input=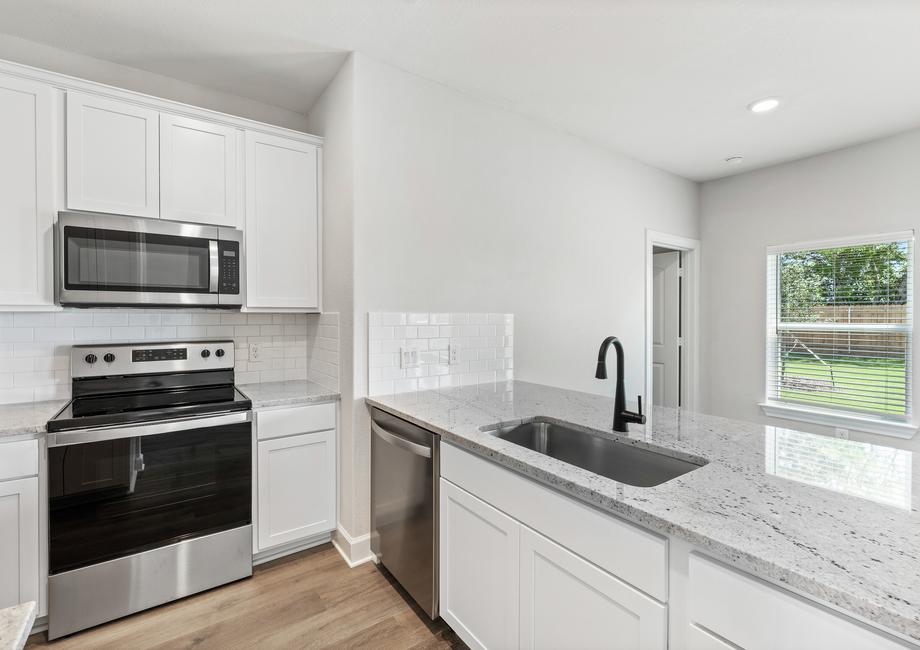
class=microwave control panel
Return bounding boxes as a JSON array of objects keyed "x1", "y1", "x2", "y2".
[{"x1": 218, "y1": 240, "x2": 241, "y2": 295}]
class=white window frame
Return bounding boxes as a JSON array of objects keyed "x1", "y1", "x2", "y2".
[{"x1": 759, "y1": 231, "x2": 918, "y2": 439}]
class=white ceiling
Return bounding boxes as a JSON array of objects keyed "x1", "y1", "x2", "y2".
[{"x1": 1, "y1": 0, "x2": 919, "y2": 181}]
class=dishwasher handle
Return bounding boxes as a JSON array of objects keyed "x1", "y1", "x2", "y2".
[{"x1": 372, "y1": 421, "x2": 432, "y2": 458}]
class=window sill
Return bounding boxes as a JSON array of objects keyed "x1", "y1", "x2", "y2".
[{"x1": 758, "y1": 402, "x2": 917, "y2": 439}]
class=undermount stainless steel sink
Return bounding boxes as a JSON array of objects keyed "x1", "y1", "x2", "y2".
[{"x1": 490, "y1": 419, "x2": 705, "y2": 487}]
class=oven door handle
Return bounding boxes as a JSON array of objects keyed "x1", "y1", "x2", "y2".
[{"x1": 47, "y1": 411, "x2": 252, "y2": 447}]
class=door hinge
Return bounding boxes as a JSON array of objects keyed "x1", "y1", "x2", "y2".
[
  {"x1": 677, "y1": 268, "x2": 684, "y2": 278},
  {"x1": 677, "y1": 337, "x2": 684, "y2": 346}
]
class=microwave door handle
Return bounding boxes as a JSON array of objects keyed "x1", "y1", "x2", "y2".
[{"x1": 209, "y1": 240, "x2": 219, "y2": 292}]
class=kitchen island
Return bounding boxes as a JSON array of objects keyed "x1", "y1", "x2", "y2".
[{"x1": 367, "y1": 380, "x2": 919, "y2": 648}]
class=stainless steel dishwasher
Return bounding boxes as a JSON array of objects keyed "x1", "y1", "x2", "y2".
[{"x1": 370, "y1": 407, "x2": 439, "y2": 619}]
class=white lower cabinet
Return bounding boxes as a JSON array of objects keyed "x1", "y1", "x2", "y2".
[
  {"x1": 520, "y1": 527, "x2": 666, "y2": 650},
  {"x1": 0, "y1": 476, "x2": 39, "y2": 610},
  {"x1": 440, "y1": 444, "x2": 911, "y2": 650},
  {"x1": 440, "y1": 479, "x2": 520, "y2": 650},
  {"x1": 255, "y1": 403, "x2": 337, "y2": 553},
  {"x1": 440, "y1": 477, "x2": 666, "y2": 650},
  {"x1": 687, "y1": 553, "x2": 910, "y2": 650}
]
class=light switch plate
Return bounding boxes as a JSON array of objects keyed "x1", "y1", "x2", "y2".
[{"x1": 400, "y1": 347, "x2": 419, "y2": 368}]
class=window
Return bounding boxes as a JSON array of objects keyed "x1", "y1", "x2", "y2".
[{"x1": 764, "y1": 233, "x2": 914, "y2": 431}]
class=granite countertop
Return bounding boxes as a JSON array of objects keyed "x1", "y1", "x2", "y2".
[
  {"x1": 367, "y1": 380, "x2": 920, "y2": 642},
  {"x1": 239, "y1": 380, "x2": 340, "y2": 409},
  {"x1": 0, "y1": 601, "x2": 36, "y2": 650},
  {"x1": 0, "y1": 400, "x2": 67, "y2": 440}
]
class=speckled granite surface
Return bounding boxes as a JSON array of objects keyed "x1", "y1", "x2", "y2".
[
  {"x1": 0, "y1": 400, "x2": 66, "y2": 439},
  {"x1": 239, "y1": 380, "x2": 340, "y2": 409},
  {"x1": 0, "y1": 601, "x2": 36, "y2": 650},
  {"x1": 367, "y1": 380, "x2": 920, "y2": 642}
]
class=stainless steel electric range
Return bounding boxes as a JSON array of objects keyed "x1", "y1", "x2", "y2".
[{"x1": 46, "y1": 340, "x2": 253, "y2": 639}]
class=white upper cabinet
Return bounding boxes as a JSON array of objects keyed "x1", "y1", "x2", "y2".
[
  {"x1": 245, "y1": 131, "x2": 321, "y2": 311},
  {"x1": 66, "y1": 92, "x2": 159, "y2": 218},
  {"x1": 160, "y1": 115, "x2": 240, "y2": 226},
  {"x1": 0, "y1": 76, "x2": 54, "y2": 308}
]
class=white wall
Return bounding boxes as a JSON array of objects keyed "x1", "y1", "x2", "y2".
[
  {"x1": 0, "y1": 33, "x2": 310, "y2": 131},
  {"x1": 700, "y1": 128, "x2": 920, "y2": 451},
  {"x1": 306, "y1": 55, "x2": 359, "y2": 539},
  {"x1": 315, "y1": 54, "x2": 699, "y2": 542},
  {"x1": 353, "y1": 55, "x2": 698, "y2": 399}
]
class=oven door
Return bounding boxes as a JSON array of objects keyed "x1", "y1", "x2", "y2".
[
  {"x1": 48, "y1": 411, "x2": 252, "y2": 575},
  {"x1": 56, "y1": 211, "x2": 221, "y2": 307}
]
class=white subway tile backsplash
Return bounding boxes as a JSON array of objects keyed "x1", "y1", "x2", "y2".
[
  {"x1": 34, "y1": 327, "x2": 73, "y2": 342},
  {"x1": 161, "y1": 313, "x2": 192, "y2": 326},
  {"x1": 128, "y1": 313, "x2": 161, "y2": 326},
  {"x1": 0, "y1": 309, "x2": 341, "y2": 404},
  {"x1": 368, "y1": 312, "x2": 513, "y2": 397},
  {"x1": 13, "y1": 313, "x2": 54, "y2": 327},
  {"x1": 93, "y1": 312, "x2": 130, "y2": 326},
  {"x1": 0, "y1": 328, "x2": 34, "y2": 342}
]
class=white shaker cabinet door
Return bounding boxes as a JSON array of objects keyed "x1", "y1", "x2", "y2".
[
  {"x1": 0, "y1": 477, "x2": 39, "y2": 610},
  {"x1": 160, "y1": 114, "x2": 240, "y2": 226},
  {"x1": 0, "y1": 75, "x2": 54, "y2": 308},
  {"x1": 244, "y1": 131, "x2": 320, "y2": 311},
  {"x1": 257, "y1": 430, "x2": 335, "y2": 550},
  {"x1": 519, "y1": 526, "x2": 667, "y2": 650},
  {"x1": 66, "y1": 91, "x2": 160, "y2": 218},
  {"x1": 439, "y1": 479, "x2": 520, "y2": 650}
]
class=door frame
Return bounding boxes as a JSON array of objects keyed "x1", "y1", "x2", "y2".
[{"x1": 645, "y1": 230, "x2": 701, "y2": 420}]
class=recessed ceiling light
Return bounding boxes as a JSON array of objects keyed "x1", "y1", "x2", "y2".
[
  {"x1": 725, "y1": 156, "x2": 744, "y2": 165},
  {"x1": 748, "y1": 97, "x2": 781, "y2": 113}
]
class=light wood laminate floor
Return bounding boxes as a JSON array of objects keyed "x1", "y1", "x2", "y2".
[{"x1": 27, "y1": 544, "x2": 465, "y2": 649}]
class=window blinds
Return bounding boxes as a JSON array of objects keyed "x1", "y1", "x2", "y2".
[{"x1": 766, "y1": 234, "x2": 913, "y2": 420}]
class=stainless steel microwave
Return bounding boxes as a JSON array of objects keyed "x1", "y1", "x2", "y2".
[{"x1": 55, "y1": 211, "x2": 243, "y2": 308}]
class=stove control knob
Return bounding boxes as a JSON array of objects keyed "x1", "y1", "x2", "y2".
[
  {"x1": 201, "y1": 349, "x2": 211, "y2": 358},
  {"x1": 84, "y1": 354, "x2": 97, "y2": 364},
  {"x1": 215, "y1": 348, "x2": 225, "y2": 358},
  {"x1": 104, "y1": 353, "x2": 116, "y2": 363}
]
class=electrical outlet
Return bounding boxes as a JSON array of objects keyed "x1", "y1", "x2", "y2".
[
  {"x1": 835, "y1": 427, "x2": 849, "y2": 440},
  {"x1": 400, "y1": 347, "x2": 419, "y2": 369},
  {"x1": 249, "y1": 342, "x2": 263, "y2": 362},
  {"x1": 449, "y1": 344, "x2": 460, "y2": 365}
]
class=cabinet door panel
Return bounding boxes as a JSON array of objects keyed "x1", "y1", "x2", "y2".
[
  {"x1": 0, "y1": 75, "x2": 53, "y2": 307},
  {"x1": 245, "y1": 132, "x2": 320, "y2": 310},
  {"x1": 160, "y1": 114, "x2": 239, "y2": 226},
  {"x1": 439, "y1": 479, "x2": 519, "y2": 650},
  {"x1": 520, "y1": 527, "x2": 666, "y2": 650},
  {"x1": 66, "y1": 92, "x2": 159, "y2": 217},
  {"x1": 257, "y1": 430, "x2": 335, "y2": 550},
  {"x1": 688, "y1": 553, "x2": 908, "y2": 650},
  {"x1": 0, "y1": 477, "x2": 39, "y2": 609}
]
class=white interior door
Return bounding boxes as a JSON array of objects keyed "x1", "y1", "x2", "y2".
[{"x1": 652, "y1": 251, "x2": 680, "y2": 407}]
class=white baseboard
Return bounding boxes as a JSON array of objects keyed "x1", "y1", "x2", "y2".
[{"x1": 331, "y1": 524, "x2": 376, "y2": 568}]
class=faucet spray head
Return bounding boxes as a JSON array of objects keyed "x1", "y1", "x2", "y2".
[{"x1": 595, "y1": 361, "x2": 607, "y2": 379}]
